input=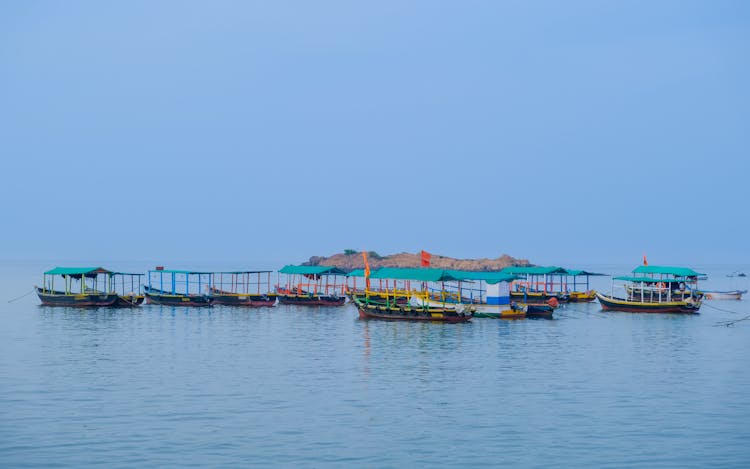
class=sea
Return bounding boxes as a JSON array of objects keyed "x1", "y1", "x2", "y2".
[{"x1": 1, "y1": 260, "x2": 749, "y2": 468}]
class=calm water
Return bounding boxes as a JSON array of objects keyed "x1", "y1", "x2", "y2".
[{"x1": 1, "y1": 261, "x2": 750, "y2": 467}]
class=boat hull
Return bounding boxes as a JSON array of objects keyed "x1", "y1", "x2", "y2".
[
  {"x1": 472, "y1": 308, "x2": 525, "y2": 319},
  {"x1": 114, "y1": 295, "x2": 145, "y2": 307},
  {"x1": 567, "y1": 290, "x2": 597, "y2": 302},
  {"x1": 596, "y1": 292, "x2": 700, "y2": 314},
  {"x1": 277, "y1": 294, "x2": 346, "y2": 307},
  {"x1": 143, "y1": 287, "x2": 213, "y2": 306},
  {"x1": 36, "y1": 288, "x2": 119, "y2": 307},
  {"x1": 210, "y1": 288, "x2": 277, "y2": 306},
  {"x1": 702, "y1": 290, "x2": 746, "y2": 300},
  {"x1": 212, "y1": 294, "x2": 277, "y2": 307},
  {"x1": 513, "y1": 303, "x2": 555, "y2": 318},
  {"x1": 511, "y1": 291, "x2": 569, "y2": 304},
  {"x1": 356, "y1": 303, "x2": 471, "y2": 323}
]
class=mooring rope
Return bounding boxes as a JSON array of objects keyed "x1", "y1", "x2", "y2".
[
  {"x1": 7, "y1": 288, "x2": 36, "y2": 303},
  {"x1": 702, "y1": 301, "x2": 746, "y2": 315},
  {"x1": 714, "y1": 315, "x2": 750, "y2": 327},
  {"x1": 701, "y1": 302, "x2": 750, "y2": 326}
]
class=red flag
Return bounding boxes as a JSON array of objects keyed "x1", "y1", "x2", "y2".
[
  {"x1": 420, "y1": 250, "x2": 431, "y2": 267},
  {"x1": 362, "y1": 251, "x2": 371, "y2": 290},
  {"x1": 643, "y1": 254, "x2": 648, "y2": 266}
]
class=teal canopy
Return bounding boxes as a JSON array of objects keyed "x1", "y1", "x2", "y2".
[
  {"x1": 614, "y1": 276, "x2": 683, "y2": 283},
  {"x1": 446, "y1": 270, "x2": 520, "y2": 284},
  {"x1": 564, "y1": 269, "x2": 608, "y2": 277},
  {"x1": 347, "y1": 269, "x2": 366, "y2": 277},
  {"x1": 44, "y1": 267, "x2": 111, "y2": 276},
  {"x1": 147, "y1": 269, "x2": 213, "y2": 275},
  {"x1": 279, "y1": 265, "x2": 347, "y2": 275},
  {"x1": 501, "y1": 266, "x2": 567, "y2": 275},
  {"x1": 369, "y1": 267, "x2": 458, "y2": 282},
  {"x1": 632, "y1": 266, "x2": 704, "y2": 277}
]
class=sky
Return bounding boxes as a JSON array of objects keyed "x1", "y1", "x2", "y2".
[{"x1": 1, "y1": 0, "x2": 748, "y2": 268}]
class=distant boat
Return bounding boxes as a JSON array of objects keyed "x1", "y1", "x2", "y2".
[
  {"x1": 701, "y1": 290, "x2": 746, "y2": 301},
  {"x1": 596, "y1": 265, "x2": 703, "y2": 314}
]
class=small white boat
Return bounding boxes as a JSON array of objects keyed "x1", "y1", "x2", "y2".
[{"x1": 702, "y1": 290, "x2": 746, "y2": 300}]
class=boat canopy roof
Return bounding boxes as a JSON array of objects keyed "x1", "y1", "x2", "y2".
[
  {"x1": 44, "y1": 267, "x2": 111, "y2": 276},
  {"x1": 369, "y1": 267, "x2": 458, "y2": 282},
  {"x1": 213, "y1": 270, "x2": 272, "y2": 274},
  {"x1": 632, "y1": 265, "x2": 705, "y2": 277},
  {"x1": 501, "y1": 266, "x2": 567, "y2": 275},
  {"x1": 614, "y1": 276, "x2": 682, "y2": 283},
  {"x1": 279, "y1": 265, "x2": 347, "y2": 275},
  {"x1": 347, "y1": 269, "x2": 366, "y2": 277},
  {"x1": 446, "y1": 270, "x2": 520, "y2": 284},
  {"x1": 111, "y1": 272, "x2": 145, "y2": 276},
  {"x1": 564, "y1": 269, "x2": 607, "y2": 277},
  {"x1": 148, "y1": 269, "x2": 213, "y2": 275}
]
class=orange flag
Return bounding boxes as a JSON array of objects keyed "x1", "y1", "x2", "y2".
[
  {"x1": 362, "y1": 251, "x2": 371, "y2": 290},
  {"x1": 421, "y1": 250, "x2": 431, "y2": 267},
  {"x1": 643, "y1": 253, "x2": 648, "y2": 266}
]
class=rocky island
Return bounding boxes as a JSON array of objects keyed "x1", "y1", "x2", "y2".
[{"x1": 303, "y1": 250, "x2": 530, "y2": 272}]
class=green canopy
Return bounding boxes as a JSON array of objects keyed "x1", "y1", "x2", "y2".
[
  {"x1": 44, "y1": 267, "x2": 111, "y2": 276},
  {"x1": 446, "y1": 270, "x2": 520, "y2": 284},
  {"x1": 564, "y1": 269, "x2": 608, "y2": 277},
  {"x1": 369, "y1": 267, "x2": 458, "y2": 282},
  {"x1": 632, "y1": 266, "x2": 704, "y2": 277},
  {"x1": 213, "y1": 270, "x2": 272, "y2": 274},
  {"x1": 347, "y1": 269, "x2": 366, "y2": 277},
  {"x1": 501, "y1": 266, "x2": 567, "y2": 275},
  {"x1": 147, "y1": 269, "x2": 213, "y2": 275},
  {"x1": 614, "y1": 276, "x2": 683, "y2": 283},
  {"x1": 278, "y1": 265, "x2": 347, "y2": 275}
]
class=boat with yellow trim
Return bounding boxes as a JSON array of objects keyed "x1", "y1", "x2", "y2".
[
  {"x1": 596, "y1": 265, "x2": 703, "y2": 314},
  {"x1": 502, "y1": 266, "x2": 571, "y2": 304},
  {"x1": 144, "y1": 268, "x2": 214, "y2": 306},
  {"x1": 561, "y1": 269, "x2": 607, "y2": 302},
  {"x1": 353, "y1": 267, "x2": 473, "y2": 322},
  {"x1": 37, "y1": 267, "x2": 120, "y2": 307}
]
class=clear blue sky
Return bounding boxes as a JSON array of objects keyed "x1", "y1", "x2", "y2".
[{"x1": 1, "y1": 1, "x2": 748, "y2": 267}]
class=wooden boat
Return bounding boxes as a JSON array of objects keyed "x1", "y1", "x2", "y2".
[
  {"x1": 36, "y1": 267, "x2": 120, "y2": 307},
  {"x1": 701, "y1": 273, "x2": 747, "y2": 300},
  {"x1": 346, "y1": 268, "x2": 410, "y2": 304},
  {"x1": 511, "y1": 302, "x2": 555, "y2": 318},
  {"x1": 210, "y1": 271, "x2": 277, "y2": 306},
  {"x1": 276, "y1": 265, "x2": 348, "y2": 306},
  {"x1": 568, "y1": 290, "x2": 596, "y2": 302},
  {"x1": 562, "y1": 269, "x2": 607, "y2": 302},
  {"x1": 701, "y1": 290, "x2": 746, "y2": 300},
  {"x1": 144, "y1": 269, "x2": 214, "y2": 306},
  {"x1": 503, "y1": 266, "x2": 571, "y2": 304},
  {"x1": 111, "y1": 272, "x2": 145, "y2": 307},
  {"x1": 210, "y1": 288, "x2": 277, "y2": 306},
  {"x1": 596, "y1": 265, "x2": 704, "y2": 314},
  {"x1": 355, "y1": 267, "x2": 475, "y2": 322},
  {"x1": 353, "y1": 295, "x2": 472, "y2": 323},
  {"x1": 596, "y1": 292, "x2": 701, "y2": 314}
]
